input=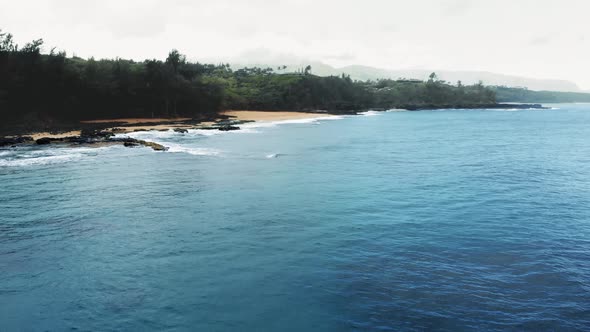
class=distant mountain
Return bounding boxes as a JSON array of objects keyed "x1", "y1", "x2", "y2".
[
  {"x1": 231, "y1": 62, "x2": 581, "y2": 93},
  {"x1": 335, "y1": 66, "x2": 581, "y2": 92}
]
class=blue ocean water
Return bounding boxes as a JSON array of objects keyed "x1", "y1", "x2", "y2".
[{"x1": 2, "y1": 105, "x2": 590, "y2": 331}]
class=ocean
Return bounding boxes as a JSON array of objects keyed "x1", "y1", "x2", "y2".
[{"x1": 1, "y1": 105, "x2": 590, "y2": 331}]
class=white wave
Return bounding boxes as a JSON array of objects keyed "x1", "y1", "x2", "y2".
[
  {"x1": 241, "y1": 115, "x2": 344, "y2": 129},
  {"x1": 318, "y1": 115, "x2": 347, "y2": 121},
  {"x1": 235, "y1": 128, "x2": 261, "y2": 134},
  {"x1": 26, "y1": 146, "x2": 113, "y2": 156},
  {"x1": 118, "y1": 130, "x2": 175, "y2": 140},
  {"x1": 190, "y1": 127, "x2": 263, "y2": 135},
  {"x1": 166, "y1": 144, "x2": 221, "y2": 156},
  {"x1": 112, "y1": 133, "x2": 221, "y2": 156},
  {"x1": 0, "y1": 146, "x2": 119, "y2": 168},
  {"x1": 0, "y1": 153, "x2": 84, "y2": 167},
  {"x1": 485, "y1": 108, "x2": 522, "y2": 112},
  {"x1": 358, "y1": 110, "x2": 381, "y2": 116},
  {"x1": 187, "y1": 129, "x2": 224, "y2": 136},
  {"x1": 116, "y1": 114, "x2": 346, "y2": 140},
  {"x1": 266, "y1": 153, "x2": 279, "y2": 159},
  {"x1": 118, "y1": 128, "x2": 242, "y2": 140}
]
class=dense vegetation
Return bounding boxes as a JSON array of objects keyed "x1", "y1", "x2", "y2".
[
  {"x1": 493, "y1": 86, "x2": 590, "y2": 103},
  {"x1": 1, "y1": 30, "x2": 498, "y2": 129}
]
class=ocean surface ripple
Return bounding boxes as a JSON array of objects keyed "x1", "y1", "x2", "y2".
[{"x1": 2, "y1": 105, "x2": 590, "y2": 331}]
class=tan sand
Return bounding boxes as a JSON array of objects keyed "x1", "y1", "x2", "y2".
[
  {"x1": 23, "y1": 112, "x2": 332, "y2": 140},
  {"x1": 222, "y1": 110, "x2": 333, "y2": 122},
  {"x1": 30, "y1": 131, "x2": 81, "y2": 140},
  {"x1": 26, "y1": 121, "x2": 195, "y2": 140}
]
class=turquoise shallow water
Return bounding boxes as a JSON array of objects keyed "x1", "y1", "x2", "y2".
[{"x1": 2, "y1": 105, "x2": 590, "y2": 331}]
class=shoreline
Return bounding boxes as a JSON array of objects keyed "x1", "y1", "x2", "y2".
[
  {"x1": 25, "y1": 111, "x2": 334, "y2": 140},
  {"x1": 0, "y1": 111, "x2": 335, "y2": 150},
  {"x1": 0, "y1": 105, "x2": 547, "y2": 149}
]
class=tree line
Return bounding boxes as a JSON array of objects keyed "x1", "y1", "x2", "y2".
[
  {"x1": 492, "y1": 86, "x2": 590, "y2": 103},
  {"x1": 0, "y1": 30, "x2": 498, "y2": 126}
]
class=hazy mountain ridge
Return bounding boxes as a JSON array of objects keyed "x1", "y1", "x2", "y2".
[{"x1": 232, "y1": 62, "x2": 581, "y2": 92}]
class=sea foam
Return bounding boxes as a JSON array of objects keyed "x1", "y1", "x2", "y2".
[
  {"x1": 166, "y1": 144, "x2": 222, "y2": 156},
  {"x1": 241, "y1": 116, "x2": 345, "y2": 130},
  {"x1": 358, "y1": 110, "x2": 381, "y2": 116},
  {"x1": 0, "y1": 146, "x2": 117, "y2": 167}
]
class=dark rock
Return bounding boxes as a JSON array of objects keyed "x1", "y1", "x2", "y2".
[
  {"x1": 215, "y1": 119, "x2": 254, "y2": 126},
  {"x1": 124, "y1": 142, "x2": 140, "y2": 148},
  {"x1": 64, "y1": 136, "x2": 91, "y2": 144},
  {"x1": 174, "y1": 128, "x2": 188, "y2": 134},
  {"x1": 0, "y1": 136, "x2": 34, "y2": 147},
  {"x1": 139, "y1": 140, "x2": 168, "y2": 151},
  {"x1": 0, "y1": 139, "x2": 14, "y2": 147},
  {"x1": 36, "y1": 137, "x2": 52, "y2": 145},
  {"x1": 218, "y1": 125, "x2": 240, "y2": 131},
  {"x1": 80, "y1": 128, "x2": 96, "y2": 137},
  {"x1": 494, "y1": 103, "x2": 547, "y2": 109},
  {"x1": 80, "y1": 128, "x2": 114, "y2": 138},
  {"x1": 112, "y1": 137, "x2": 168, "y2": 151}
]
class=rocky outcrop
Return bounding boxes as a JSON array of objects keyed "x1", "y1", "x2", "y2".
[
  {"x1": 218, "y1": 125, "x2": 240, "y2": 131},
  {"x1": 123, "y1": 141, "x2": 140, "y2": 147},
  {"x1": 25, "y1": 134, "x2": 168, "y2": 152},
  {"x1": 113, "y1": 137, "x2": 168, "y2": 151},
  {"x1": 140, "y1": 140, "x2": 168, "y2": 151},
  {"x1": 34, "y1": 130, "x2": 114, "y2": 145},
  {"x1": 0, "y1": 136, "x2": 33, "y2": 147},
  {"x1": 36, "y1": 137, "x2": 53, "y2": 145},
  {"x1": 80, "y1": 129, "x2": 114, "y2": 139},
  {"x1": 190, "y1": 119, "x2": 251, "y2": 132},
  {"x1": 174, "y1": 128, "x2": 188, "y2": 133}
]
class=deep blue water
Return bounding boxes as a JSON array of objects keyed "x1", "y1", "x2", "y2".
[{"x1": 2, "y1": 105, "x2": 590, "y2": 331}]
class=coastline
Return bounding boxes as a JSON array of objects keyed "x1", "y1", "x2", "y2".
[
  {"x1": 0, "y1": 105, "x2": 546, "y2": 149},
  {"x1": 0, "y1": 111, "x2": 335, "y2": 149},
  {"x1": 41, "y1": 111, "x2": 331, "y2": 139}
]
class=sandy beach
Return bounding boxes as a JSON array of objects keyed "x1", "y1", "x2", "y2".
[
  {"x1": 16, "y1": 111, "x2": 334, "y2": 140},
  {"x1": 30, "y1": 131, "x2": 82, "y2": 141}
]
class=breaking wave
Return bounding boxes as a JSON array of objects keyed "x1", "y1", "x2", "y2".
[
  {"x1": 0, "y1": 146, "x2": 117, "y2": 167},
  {"x1": 166, "y1": 144, "x2": 222, "y2": 156},
  {"x1": 358, "y1": 110, "x2": 381, "y2": 116}
]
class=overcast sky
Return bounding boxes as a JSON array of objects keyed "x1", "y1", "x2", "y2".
[{"x1": 1, "y1": 0, "x2": 589, "y2": 89}]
